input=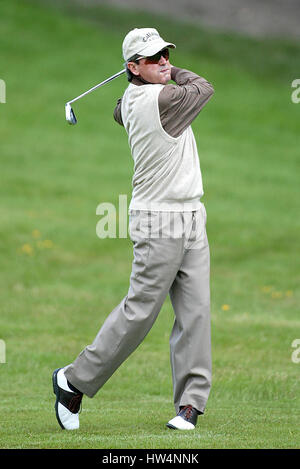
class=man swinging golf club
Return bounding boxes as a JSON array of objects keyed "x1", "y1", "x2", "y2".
[{"x1": 53, "y1": 27, "x2": 214, "y2": 431}]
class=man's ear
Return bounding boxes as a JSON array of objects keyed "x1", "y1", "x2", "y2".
[{"x1": 127, "y1": 61, "x2": 139, "y2": 77}]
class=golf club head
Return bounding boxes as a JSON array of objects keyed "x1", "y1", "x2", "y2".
[{"x1": 65, "y1": 103, "x2": 77, "y2": 125}]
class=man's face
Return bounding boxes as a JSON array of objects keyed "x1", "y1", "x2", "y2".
[{"x1": 128, "y1": 49, "x2": 172, "y2": 85}]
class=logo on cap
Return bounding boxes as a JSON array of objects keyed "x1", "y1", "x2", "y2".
[{"x1": 142, "y1": 31, "x2": 159, "y2": 42}]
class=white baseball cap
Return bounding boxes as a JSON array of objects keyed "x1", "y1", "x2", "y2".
[{"x1": 122, "y1": 28, "x2": 176, "y2": 62}]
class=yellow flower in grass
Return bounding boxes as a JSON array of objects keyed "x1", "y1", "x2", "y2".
[
  {"x1": 37, "y1": 239, "x2": 54, "y2": 249},
  {"x1": 221, "y1": 304, "x2": 230, "y2": 311},
  {"x1": 271, "y1": 291, "x2": 283, "y2": 299},
  {"x1": 42, "y1": 239, "x2": 54, "y2": 249},
  {"x1": 285, "y1": 290, "x2": 293, "y2": 297},
  {"x1": 32, "y1": 229, "x2": 41, "y2": 239},
  {"x1": 21, "y1": 243, "x2": 34, "y2": 255},
  {"x1": 261, "y1": 286, "x2": 272, "y2": 293}
]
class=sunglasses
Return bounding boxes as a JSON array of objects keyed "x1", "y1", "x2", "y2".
[{"x1": 137, "y1": 48, "x2": 170, "y2": 64}]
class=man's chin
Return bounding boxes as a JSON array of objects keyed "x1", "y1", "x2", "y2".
[{"x1": 160, "y1": 71, "x2": 171, "y2": 84}]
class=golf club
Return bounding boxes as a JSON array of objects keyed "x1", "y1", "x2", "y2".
[{"x1": 65, "y1": 69, "x2": 126, "y2": 125}]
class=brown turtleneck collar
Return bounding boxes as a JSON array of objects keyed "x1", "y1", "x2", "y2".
[{"x1": 131, "y1": 75, "x2": 152, "y2": 86}]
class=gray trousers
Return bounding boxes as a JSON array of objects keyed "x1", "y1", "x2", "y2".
[{"x1": 65, "y1": 205, "x2": 211, "y2": 414}]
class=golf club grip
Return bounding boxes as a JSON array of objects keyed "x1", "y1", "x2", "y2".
[{"x1": 68, "y1": 69, "x2": 126, "y2": 105}]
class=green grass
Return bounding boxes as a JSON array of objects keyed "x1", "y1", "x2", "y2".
[{"x1": 0, "y1": 0, "x2": 300, "y2": 449}]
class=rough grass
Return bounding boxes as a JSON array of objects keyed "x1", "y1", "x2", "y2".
[{"x1": 0, "y1": 0, "x2": 299, "y2": 449}]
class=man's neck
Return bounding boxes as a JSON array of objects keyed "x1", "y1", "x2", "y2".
[{"x1": 131, "y1": 75, "x2": 152, "y2": 86}]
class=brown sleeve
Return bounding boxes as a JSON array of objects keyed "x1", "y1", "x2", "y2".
[
  {"x1": 159, "y1": 67, "x2": 214, "y2": 138},
  {"x1": 113, "y1": 97, "x2": 123, "y2": 126}
]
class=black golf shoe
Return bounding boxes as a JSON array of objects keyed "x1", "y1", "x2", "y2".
[
  {"x1": 52, "y1": 368, "x2": 82, "y2": 430},
  {"x1": 166, "y1": 405, "x2": 199, "y2": 430}
]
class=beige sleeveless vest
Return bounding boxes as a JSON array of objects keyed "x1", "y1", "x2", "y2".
[{"x1": 121, "y1": 83, "x2": 204, "y2": 211}]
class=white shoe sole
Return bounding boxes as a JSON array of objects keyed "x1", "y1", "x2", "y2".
[{"x1": 166, "y1": 416, "x2": 195, "y2": 430}]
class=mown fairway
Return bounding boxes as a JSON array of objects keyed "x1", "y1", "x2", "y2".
[{"x1": 0, "y1": 0, "x2": 299, "y2": 448}]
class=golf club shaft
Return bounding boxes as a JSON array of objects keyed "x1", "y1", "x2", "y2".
[{"x1": 68, "y1": 69, "x2": 126, "y2": 105}]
